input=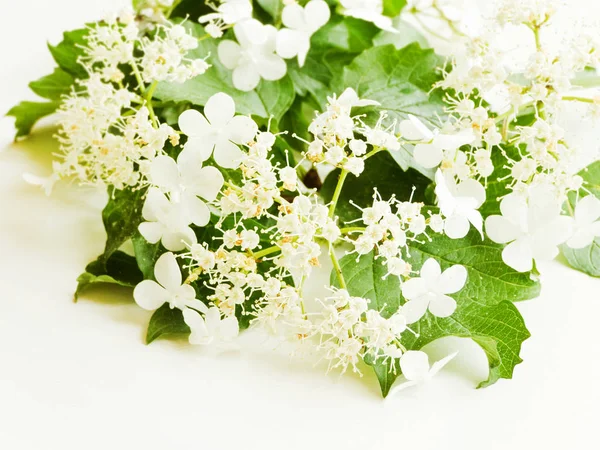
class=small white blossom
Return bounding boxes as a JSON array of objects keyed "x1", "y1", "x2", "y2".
[
  {"x1": 133, "y1": 252, "x2": 203, "y2": 311},
  {"x1": 388, "y1": 350, "x2": 457, "y2": 395},
  {"x1": 340, "y1": 0, "x2": 398, "y2": 33},
  {"x1": 183, "y1": 306, "x2": 239, "y2": 346},
  {"x1": 566, "y1": 195, "x2": 600, "y2": 249}
]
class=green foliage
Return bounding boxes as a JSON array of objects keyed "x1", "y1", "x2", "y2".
[
  {"x1": 560, "y1": 161, "x2": 600, "y2": 277},
  {"x1": 101, "y1": 187, "x2": 147, "y2": 266},
  {"x1": 154, "y1": 23, "x2": 296, "y2": 123},
  {"x1": 321, "y1": 151, "x2": 430, "y2": 223},
  {"x1": 75, "y1": 251, "x2": 143, "y2": 300},
  {"x1": 383, "y1": 0, "x2": 408, "y2": 17},
  {"x1": 337, "y1": 43, "x2": 445, "y2": 126},
  {"x1": 336, "y1": 229, "x2": 539, "y2": 396},
  {"x1": 29, "y1": 68, "x2": 75, "y2": 101},
  {"x1": 132, "y1": 232, "x2": 162, "y2": 280},
  {"x1": 146, "y1": 304, "x2": 190, "y2": 344},
  {"x1": 6, "y1": 101, "x2": 59, "y2": 139},
  {"x1": 47, "y1": 28, "x2": 89, "y2": 78},
  {"x1": 256, "y1": 0, "x2": 283, "y2": 19}
]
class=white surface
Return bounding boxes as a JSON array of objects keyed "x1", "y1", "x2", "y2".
[{"x1": 1, "y1": 1, "x2": 600, "y2": 449}]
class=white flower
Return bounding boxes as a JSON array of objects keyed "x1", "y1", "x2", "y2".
[
  {"x1": 178, "y1": 93, "x2": 258, "y2": 168},
  {"x1": 388, "y1": 350, "x2": 458, "y2": 396},
  {"x1": 133, "y1": 252, "x2": 203, "y2": 311},
  {"x1": 566, "y1": 195, "x2": 600, "y2": 249},
  {"x1": 339, "y1": 0, "x2": 398, "y2": 33},
  {"x1": 218, "y1": 19, "x2": 287, "y2": 91},
  {"x1": 401, "y1": 258, "x2": 467, "y2": 324},
  {"x1": 435, "y1": 170, "x2": 485, "y2": 239},
  {"x1": 485, "y1": 187, "x2": 574, "y2": 272},
  {"x1": 182, "y1": 306, "x2": 239, "y2": 346},
  {"x1": 276, "y1": 0, "x2": 330, "y2": 67},
  {"x1": 149, "y1": 151, "x2": 224, "y2": 227},
  {"x1": 138, "y1": 187, "x2": 197, "y2": 251},
  {"x1": 199, "y1": 0, "x2": 252, "y2": 26}
]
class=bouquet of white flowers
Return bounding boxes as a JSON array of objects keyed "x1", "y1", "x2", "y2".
[{"x1": 7, "y1": 0, "x2": 600, "y2": 397}]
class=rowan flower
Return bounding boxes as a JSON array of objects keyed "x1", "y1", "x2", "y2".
[
  {"x1": 218, "y1": 19, "x2": 287, "y2": 91},
  {"x1": 133, "y1": 252, "x2": 204, "y2": 311},
  {"x1": 401, "y1": 258, "x2": 467, "y2": 323},
  {"x1": 178, "y1": 92, "x2": 258, "y2": 168},
  {"x1": 565, "y1": 195, "x2": 600, "y2": 249},
  {"x1": 276, "y1": 0, "x2": 330, "y2": 67}
]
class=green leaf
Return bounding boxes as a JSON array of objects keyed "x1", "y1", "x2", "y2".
[
  {"x1": 154, "y1": 23, "x2": 296, "y2": 123},
  {"x1": 101, "y1": 187, "x2": 146, "y2": 266},
  {"x1": 75, "y1": 251, "x2": 143, "y2": 300},
  {"x1": 337, "y1": 43, "x2": 445, "y2": 126},
  {"x1": 321, "y1": 151, "x2": 430, "y2": 223},
  {"x1": 560, "y1": 161, "x2": 600, "y2": 277},
  {"x1": 48, "y1": 28, "x2": 89, "y2": 78},
  {"x1": 146, "y1": 304, "x2": 190, "y2": 344},
  {"x1": 132, "y1": 232, "x2": 162, "y2": 280},
  {"x1": 29, "y1": 68, "x2": 75, "y2": 101},
  {"x1": 6, "y1": 101, "x2": 59, "y2": 139},
  {"x1": 383, "y1": 0, "x2": 407, "y2": 16},
  {"x1": 372, "y1": 20, "x2": 429, "y2": 50},
  {"x1": 256, "y1": 0, "x2": 283, "y2": 19},
  {"x1": 479, "y1": 145, "x2": 521, "y2": 217},
  {"x1": 336, "y1": 230, "x2": 538, "y2": 396}
]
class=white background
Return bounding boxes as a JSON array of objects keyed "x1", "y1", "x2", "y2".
[{"x1": 1, "y1": 1, "x2": 599, "y2": 449}]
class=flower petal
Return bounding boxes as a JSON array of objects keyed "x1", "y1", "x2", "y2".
[
  {"x1": 178, "y1": 109, "x2": 210, "y2": 137},
  {"x1": 400, "y1": 115, "x2": 433, "y2": 141},
  {"x1": 227, "y1": 115, "x2": 258, "y2": 144},
  {"x1": 154, "y1": 252, "x2": 182, "y2": 292},
  {"x1": 502, "y1": 237, "x2": 533, "y2": 272},
  {"x1": 214, "y1": 139, "x2": 245, "y2": 169},
  {"x1": 232, "y1": 64, "x2": 261, "y2": 91},
  {"x1": 150, "y1": 155, "x2": 180, "y2": 191},
  {"x1": 219, "y1": 316, "x2": 240, "y2": 340},
  {"x1": 401, "y1": 296, "x2": 430, "y2": 324},
  {"x1": 400, "y1": 350, "x2": 430, "y2": 381},
  {"x1": 256, "y1": 53, "x2": 287, "y2": 81},
  {"x1": 142, "y1": 187, "x2": 170, "y2": 222},
  {"x1": 414, "y1": 143, "x2": 443, "y2": 168},
  {"x1": 575, "y1": 195, "x2": 600, "y2": 225},
  {"x1": 217, "y1": 39, "x2": 242, "y2": 70},
  {"x1": 428, "y1": 293, "x2": 457, "y2": 318},
  {"x1": 183, "y1": 136, "x2": 215, "y2": 162},
  {"x1": 485, "y1": 215, "x2": 521, "y2": 244},
  {"x1": 444, "y1": 213, "x2": 470, "y2": 239},
  {"x1": 438, "y1": 264, "x2": 467, "y2": 294},
  {"x1": 138, "y1": 221, "x2": 164, "y2": 244},
  {"x1": 162, "y1": 227, "x2": 197, "y2": 252},
  {"x1": 281, "y1": 3, "x2": 306, "y2": 30},
  {"x1": 204, "y1": 92, "x2": 236, "y2": 127},
  {"x1": 456, "y1": 179, "x2": 486, "y2": 207},
  {"x1": 429, "y1": 351, "x2": 458, "y2": 377},
  {"x1": 182, "y1": 192, "x2": 210, "y2": 227},
  {"x1": 305, "y1": 0, "x2": 331, "y2": 32},
  {"x1": 401, "y1": 278, "x2": 428, "y2": 301},
  {"x1": 133, "y1": 280, "x2": 169, "y2": 311},
  {"x1": 567, "y1": 229, "x2": 596, "y2": 249},
  {"x1": 178, "y1": 157, "x2": 224, "y2": 201},
  {"x1": 183, "y1": 309, "x2": 211, "y2": 345},
  {"x1": 276, "y1": 28, "x2": 305, "y2": 59},
  {"x1": 419, "y1": 258, "x2": 442, "y2": 282}
]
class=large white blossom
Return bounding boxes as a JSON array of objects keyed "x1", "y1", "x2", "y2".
[
  {"x1": 218, "y1": 19, "x2": 287, "y2": 91},
  {"x1": 178, "y1": 92, "x2": 258, "y2": 168},
  {"x1": 183, "y1": 306, "x2": 239, "y2": 346},
  {"x1": 339, "y1": 0, "x2": 398, "y2": 33},
  {"x1": 485, "y1": 187, "x2": 574, "y2": 272},
  {"x1": 388, "y1": 350, "x2": 457, "y2": 395},
  {"x1": 133, "y1": 252, "x2": 204, "y2": 311},
  {"x1": 276, "y1": 0, "x2": 330, "y2": 67},
  {"x1": 435, "y1": 169, "x2": 485, "y2": 239},
  {"x1": 401, "y1": 258, "x2": 467, "y2": 323},
  {"x1": 138, "y1": 187, "x2": 198, "y2": 251},
  {"x1": 149, "y1": 151, "x2": 224, "y2": 226},
  {"x1": 566, "y1": 195, "x2": 600, "y2": 249}
]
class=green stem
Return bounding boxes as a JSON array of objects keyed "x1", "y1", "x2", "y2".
[
  {"x1": 329, "y1": 245, "x2": 347, "y2": 289},
  {"x1": 363, "y1": 146, "x2": 383, "y2": 160},
  {"x1": 328, "y1": 169, "x2": 349, "y2": 218},
  {"x1": 145, "y1": 81, "x2": 159, "y2": 128},
  {"x1": 164, "y1": 0, "x2": 182, "y2": 18},
  {"x1": 253, "y1": 245, "x2": 281, "y2": 260},
  {"x1": 340, "y1": 226, "x2": 366, "y2": 235},
  {"x1": 130, "y1": 62, "x2": 146, "y2": 95},
  {"x1": 561, "y1": 95, "x2": 596, "y2": 104}
]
